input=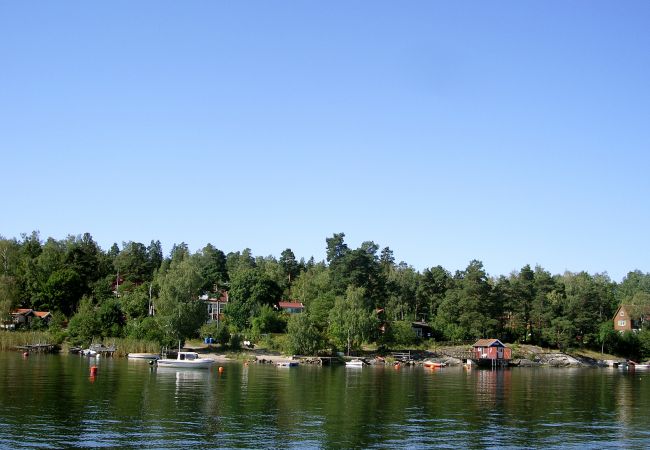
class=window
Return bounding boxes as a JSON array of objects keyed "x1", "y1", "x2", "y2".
[
  {"x1": 620, "y1": 311, "x2": 625, "y2": 316},
  {"x1": 618, "y1": 320, "x2": 626, "y2": 327}
]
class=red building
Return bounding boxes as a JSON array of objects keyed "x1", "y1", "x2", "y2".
[
  {"x1": 472, "y1": 339, "x2": 512, "y2": 367},
  {"x1": 613, "y1": 305, "x2": 650, "y2": 332},
  {"x1": 278, "y1": 301, "x2": 305, "y2": 314}
]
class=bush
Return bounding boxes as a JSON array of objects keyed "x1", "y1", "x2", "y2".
[
  {"x1": 200, "y1": 322, "x2": 220, "y2": 340},
  {"x1": 229, "y1": 332, "x2": 242, "y2": 350},
  {"x1": 385, "y1": 321, "x2": 418, "y2": 347},
  {"x1": 286, "y1": 314, "x2": 324, "y2": 355}
]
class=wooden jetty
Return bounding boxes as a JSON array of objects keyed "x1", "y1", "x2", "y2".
[{"x1": 16, "y1": 343, "x2": 60, "y2": 353}]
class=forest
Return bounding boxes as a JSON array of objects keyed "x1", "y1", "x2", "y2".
[{"x1": 1, "y1": 231, "x2": 649, "y2": 359}]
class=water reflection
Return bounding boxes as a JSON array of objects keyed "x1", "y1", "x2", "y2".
[{"x1": 1, "y1": 354, "x2": 650, "y2": 448}]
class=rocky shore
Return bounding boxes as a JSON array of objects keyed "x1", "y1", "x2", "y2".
[{"x1": 196, "y1": 345, "x2": 626, "y2": 368}]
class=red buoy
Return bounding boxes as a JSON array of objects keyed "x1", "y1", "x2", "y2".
[
  {"x1": 90, "y1": 366, "x2": 98, "y2": 376},
  {"x1": 218, "y1": 366, "x2": 224, "y2": 374}
]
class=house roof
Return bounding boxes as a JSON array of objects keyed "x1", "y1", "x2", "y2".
[
  {"x1": 613, "y1": 304, "x2": 650, "y2": 320},
  {"x1": 473, "y1": 339, "x2": 506, "y2": 348},
  {"x1": 207, "y1": 291, "x2": 229, "y2": 303},
  {"x1": 278, "y1": 301, "x2": 304, "y2": 309},
  {"x1": 12, "y1": 309, "x2": 34, "y2": 316},
  {"x1": 33, "y1": 311, "x2": 51, "y2": 318}
]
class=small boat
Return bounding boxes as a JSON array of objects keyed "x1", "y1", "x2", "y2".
[
  {"x1": 128, "y1": 353, "x2": 161, "y2": 360},
  {"x1": 156, "y1": 352, "x2": 214, "y2": 369},
  {"x1": 276, "y1": 361, "x2": 299, "y2": 367},
  {"x1": 80, "y1": 349, "x2": 98, "y2": 357},
  {"x1": 423, "y1": 360, "x2": 447, "y2": 369},
  {"x1": 629, "y1": 361, "x2": 650, "y2": 370},
  {"x1": 345, "y1": 359, "x2": 365, "y2": 367}
]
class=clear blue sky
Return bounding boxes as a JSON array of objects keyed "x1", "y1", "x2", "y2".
[{"x1": 1, "y1": 1, "x2": 649, "y2": 282}]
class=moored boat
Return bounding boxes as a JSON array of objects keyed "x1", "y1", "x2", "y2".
[
  {"x1": 345, "y1": 359, "x2": 365, "y2": 367},
  {"x1": 277, "y1": 361, "x2": 299, "y2": 367},
  {"x1": 156, "y1": 352, "x2": 214, "y2": 369},
  {"x1": 629, "y1": 361, "x2": 650, "y2": 370},
  {"x1": 128, "y1": 353, "x2": 161, "y2": 360},
  {"x1": 423, "y1": 360, "x2": 447, "y2": 368}
]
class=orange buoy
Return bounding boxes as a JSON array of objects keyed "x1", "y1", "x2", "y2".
[
  {"x1": 218, "y1": 366, "x2": 224, "y2": 373},
  {"x1": 394, "y1": 363, "x2": 401, "y2": 370},
  {"x1": 90, "y1": 366, "x2": 98, "y2": 376}
]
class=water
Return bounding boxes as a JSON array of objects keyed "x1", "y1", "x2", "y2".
[{"x1": 1, "y1": 353, "x2": 649, "y2": 449}]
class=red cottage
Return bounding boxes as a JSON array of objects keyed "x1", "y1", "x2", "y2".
[{"x1": 472, "y1": 339, "x2": 512, "y2": 367}]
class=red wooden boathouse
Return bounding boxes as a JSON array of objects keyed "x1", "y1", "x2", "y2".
[{"x1": 472, "y1": 339, "x2": 512, "y2": 368}]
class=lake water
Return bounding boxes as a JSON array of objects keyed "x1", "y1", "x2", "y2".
[{"x1": 1, "y1": 352, "x2": 649, "y2": 449}]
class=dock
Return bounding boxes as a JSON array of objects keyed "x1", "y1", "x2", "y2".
[{"x1": 16, "y1": 343, "x2": 60, "y2": 353}]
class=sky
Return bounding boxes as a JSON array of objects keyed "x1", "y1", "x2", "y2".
[{"x1": 1, "y1": 1, "x2": 649, "y2": 282}]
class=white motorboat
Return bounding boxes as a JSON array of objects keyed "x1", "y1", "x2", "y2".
[
  {"x1": 156, "y1": 352, "x2": 214, "y2": 369},
  {"x1": 346, "y1": 359, "x2": 365, "y2": 367},
  {"x1": 277, "y1": 361, "x2": 299, "y2": 367},
  {"x1": 629, "y1": 361, "x2": 650, "y2": 370}
]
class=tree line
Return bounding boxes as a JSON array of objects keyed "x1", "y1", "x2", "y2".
[{"x1": 1, "y1": 231, "x2": 649, "y2": 358}]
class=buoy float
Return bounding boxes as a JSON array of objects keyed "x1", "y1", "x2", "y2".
[
  {"x1": 218, "y1": 366, "x2": 224, "y2": 374},
  {"x1": 394, "y1": 363, "x2": 401, "y2": 370},
  {"x1": 90, "y1": 366, "x2": 98, "y2": 376},
  {"x1": 22, "y1": 352, "x2": 29, "y2": 358}
]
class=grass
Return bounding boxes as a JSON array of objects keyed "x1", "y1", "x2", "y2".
[
  {"x1": 109, "y1": 337, "x2": 160, "y2": 357},
  {"x1": 0, "y1": 330, "x2": 54, "y2": 351},
  {"x1": 570, "y1": 348, "x2": 621, "y2": 361}
]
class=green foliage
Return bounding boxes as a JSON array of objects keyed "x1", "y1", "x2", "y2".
[
  {"x1": 251, "y1": 304, "x2": 287, "y2": 337},
  {"x1": 226, "y1": 269, "x2": 281, "y2": 331},
  {"x1": 125, "y1": 316, "x2": 165, "y2": 343},
  {"x1": 155, "y1": 256, "x2": 207, "y2": 345},
  {"x1": 229, "y1": 332, "x2": 242, "y2": 350},
  {"x1": 328, "y1": 287, "x2": 378, "y2": 353},
  {"x1": 638, "y1": 329, "x2": 650, "y2": 360},
  {"x1": 3, "y1": 231, "x2": 650, "y2": 356},
  {"x1": 216, "y1": 323, "x2": 231, "y2": 346},
  {"x1": 286, "y1": 313, "x2": 325, "y2": 355},
  {"x1": 199, "y1": 321, "x2": 220, "y2": 339},
  {"x1": 120, "y1": 283, "x2": 151, "y2": 320},
  {"x1": 67, "y1": 296, "x2": 102, "y2": 345},
  {"x1": 385, "y1": 320, "x2": 418, "y2": 347}
]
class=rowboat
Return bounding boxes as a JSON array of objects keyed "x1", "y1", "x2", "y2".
[{"x1": 423, "y1": 360, "x2": 447, "y2": 369}]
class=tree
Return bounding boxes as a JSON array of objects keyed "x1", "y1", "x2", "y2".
[
  {"x1": 416, "y1": 265, "x2": 451, "y2": 322},
  {"x1": 197, "y1": 243, "x2": 229, "y2": 293},
  {"x1": 0, "y1": 275, "x2": 20, "y2": 323},
  {"x1": 434, "y1": 260, "x2": 496, "y2": 340},
  {"x1": 279, "y1": 248, "x2": 299, "y2": 284},
  {"x1": 328, "y1": 287, "x2": 378, "y2": 354},
  {"x1": 386, "y1": 320, "x2": 418, "y2": 346},
  {"x1": 385, "y1": 264, "x2": 419, "y2": 321},
  {"x1": 147, "y1": 240, "x2": 164, "y2": 275},
  {"x1": 226, "y1": 269, "x2": 282, "y2": 330},
  {"x1": 41, "y1": 268, "x2": 83, "y2": 316},
  {"x1": 226, "y1": 248, "x2": 256, "y2": 276},
  {"x1": 286, "y1": 313, "x2": 325, "y2": 355},
  {"x1": 326, "y1": 233, "x2": 349, "y2": 264},
  {"x1": 67, "y1": 296, "x2": 102, "y2": 345},
  {"x1": 114, "y1": 242, "x2": 150, "y2": 283},
  {"x1": 154, "y1": 256, "x2": 207, "y2": 345},
  {"x1": 251, "y1": 304, "x2": 287, "y2": 337}
]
